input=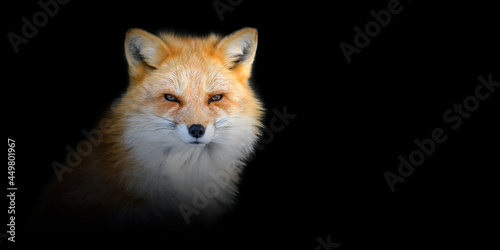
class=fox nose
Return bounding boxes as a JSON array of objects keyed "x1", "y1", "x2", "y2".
[{"x1": 188, "y1": 124, "x2": 205, "y2": 138}]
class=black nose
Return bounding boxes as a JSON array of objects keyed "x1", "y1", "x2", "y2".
[{"x1": 188, "y1": 124, "x2": 205, "y2": 138}]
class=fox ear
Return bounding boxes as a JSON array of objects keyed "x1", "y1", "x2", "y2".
[
  {"x1": 215, "y1": 28, "x2": 258, "y2": 77},
  {"x1": 124, "y1": 28, "x2": 168, "y2": 76}
]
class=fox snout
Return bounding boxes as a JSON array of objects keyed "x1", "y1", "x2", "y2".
[
  {"x1": 174, "y1": 122, "x2": 215, "y2": 147},
  {"x1": 188, "y1": 124, "x2": 205, "y2": 139}
]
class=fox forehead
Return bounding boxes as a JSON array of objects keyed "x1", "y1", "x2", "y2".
[
  {"x1": 146, "y1": 58, "x2": 234, "y2": 96},
  {"x1": 159, "y1": 32, "x2": 221, "y2": 54},
  {"x1": 149, "y1": 33, "x2": 239, "y2": 93}
]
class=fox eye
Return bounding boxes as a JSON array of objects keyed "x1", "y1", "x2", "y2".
[
  {"x1": 208, "y1": 94, "x2": 223, "y2": 104},
  {"x1": 164, "y1": 94, "x2": 180, "y2": 103}
]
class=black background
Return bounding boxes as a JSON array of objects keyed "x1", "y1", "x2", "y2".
[{"x1": 3, "y1": 0, "x2": 499, "y2": 249}]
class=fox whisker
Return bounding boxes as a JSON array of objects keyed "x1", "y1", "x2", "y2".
[{"x1": 214, "y1": 117, "x2": 233, "y2": 129}]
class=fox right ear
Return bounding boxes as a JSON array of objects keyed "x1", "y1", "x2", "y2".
[
  {"x1": 214, "y1": 28, "x2": 258, "y2": 79},
  {"x1": 124, "y1": 28, "x2": 168, "y2": 77}
]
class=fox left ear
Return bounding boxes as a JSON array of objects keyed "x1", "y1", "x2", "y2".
[
  {"x1": 124, "y1": 28, "x2": 168, "y2": 78},
  {"x1": 215, "y1": 28, "x2": 258, "y2": 78}
]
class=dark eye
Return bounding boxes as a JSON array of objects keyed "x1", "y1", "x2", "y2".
[
  {"x1": 208, "y1": 94, "x2": 223, "y2": 104},
  {"x1": 164, "y1": 94, "x2": 180, "y2": 103}
]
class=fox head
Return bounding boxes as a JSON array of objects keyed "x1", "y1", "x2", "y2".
[{"x1": 116, "y1": 27, "x2": 263, "y2": 162}]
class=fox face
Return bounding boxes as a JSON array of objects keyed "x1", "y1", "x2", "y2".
[
  {"x1": 101, "y1": 28, "x2": 265, "y2": 222},
  {"x1": 120, "y1": 28, "x2": 263, "y2": 150},
  {"x1": 38, "y1": 28, "x2": 264, "y2": 228}
]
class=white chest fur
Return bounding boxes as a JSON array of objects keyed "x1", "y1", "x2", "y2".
[{"x1": 119, "y1": 112, "x2": 260, "y2": 224}]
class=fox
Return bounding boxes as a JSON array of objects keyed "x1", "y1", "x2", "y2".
[{"x1": 37, "y1": 27, "x2": 264, "y2": 232}]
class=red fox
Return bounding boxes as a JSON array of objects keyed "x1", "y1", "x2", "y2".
[{"x1": 38, "y1": 27, "x2": 264, "y2": 231}]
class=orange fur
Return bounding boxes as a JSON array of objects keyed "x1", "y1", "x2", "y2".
[{"x1": 37, "y1": 27, "x2": 264, "y2": 231}]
